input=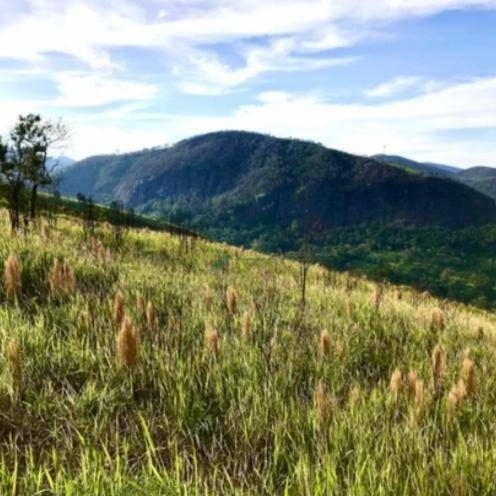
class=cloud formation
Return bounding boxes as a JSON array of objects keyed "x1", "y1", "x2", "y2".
[{"x1": 0, "y1": 0, "x2": 496, "y2": 165}]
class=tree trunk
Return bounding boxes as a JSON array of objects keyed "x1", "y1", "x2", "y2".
[
  {"x1": 30, "y1": 184, "x2": 38, "y2": 220},
  {"x1": 9, "y1": 182, "x2": 21, "y2": 232}
]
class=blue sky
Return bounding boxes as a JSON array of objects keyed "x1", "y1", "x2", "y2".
[{"x1": 0, "y1": 1, "x2": 496, "y2": 166}]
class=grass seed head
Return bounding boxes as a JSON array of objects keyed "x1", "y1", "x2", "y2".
[
  {"x1": 389, "y1": 368, "x2": 402, "y2": 401},
  {"x1": 146, "y1": 300, "x2": 157, "y2": 334},
  {"x1": 116, "y1": 315, "x2": 140, "y2": 368},
  {"x1": 226, "y1": 286, "x2": 237, "y2": 316},
  {"x1": 348, "y1": 385, "x2": 362, "y2": 407},
  {"x1": 49, "y1": 258, "x2": 75, "y2": 296},
  {"x1": 320, "y1": 330, "x2": 330, "y2": 357},
  {"x1": 461, "y1": 357, "x2": 476, "y2": 396},
  {"x1": 407, "y1": 370, "x2": 418, "y2": 399},
  {"x1": 113, "y1": 291, "x2": 125, "y2": 327},
  {"x1": 431, "y1": 308, "x2": 445, "y2": 331},
  {"x1": 241, "y1": 310, "x2": 251, "y2": 339},
  {"x1": 205, "y1": 326, "x2": 220, "y2": 355},
  {"x1": 315, "y1": 382, "x2": 330, "y2": 427},
  {"x1": 4, "y1": 254, "x2": 22, "y2": 300}
]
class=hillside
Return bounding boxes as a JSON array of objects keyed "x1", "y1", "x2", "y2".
[
  {"x1": 373, "y1": 154, "x2": 460, "y2": 177},
  {"x1": 60, "y1": 132, "x2": 496, "y2": 231},
  {"x1": 457, "y1": 166, "x2": 496, "y2": 201},
  {"x1": 1, "y1": 209, "x2": 496, "y2": 494},
  {"x1": 374, "y1": 154, "x2": 496, "y2": 201}
]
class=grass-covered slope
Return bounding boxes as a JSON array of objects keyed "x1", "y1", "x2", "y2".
[{"x1": 1, "y1": 209, "x2": 496, "y2": 494}]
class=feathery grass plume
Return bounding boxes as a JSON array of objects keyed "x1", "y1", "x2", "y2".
[
  {"x1": 409, "y1": 378, "x2": 426, "y2": 426},
  {"x1": 320, "y1": 330, "x2": 330, "y2": 357},
  {"x1": 49, "y1": 258, "x2": 75, "y2": 296},
  {"x1": 204, "y1": 325, "x2": 220, "y2": 355},
  {"x1": 314, "y1": 382, "x2": 330, "y2": 428},
  {"x1": 348, "y1": 385, "x2": 362, "y2": 407},
  {"x1": 116, "y1": 315, "x2": 140, "y2": 368},
  {"x1": 226, "y1": 286, "x2": 237, "y2": 316},
  {"x1": 447, "y1": 380, "x2": 467, "y2": 419},
  {"x1": 389, "y1": 368, "x2": 402, "y2": 402},
  {"x1": 241, "y1": 310, "x2": 251, "y2": 339},
  {"x1": 48, "y1": 258, "x2": 62, "y2": 296},
  {"x1": 431, "y1": 345, "x2": 444, "y2": 398},
  {"x1": 62, "y1": 260, "x2": 75, "y2": 294},
  {"x1": 430, "y1": 308, "x2": 445, "y2": 331},
  {"x1": 112, "y1": 291, "x2": 125, "y2": 327},
  {"x1": 146, "y1": 301, "x2": 157, "y2": 334},
  {"x1": 407, "y1": 370, "x2": 418, "y2": 399},
  {"x1": 4, "y1": 254, "x2": 22, "y2": 300},
  {"x1": 413, "y1": 378, "x2": 425, "y2": 409},
  {"x1": 461, "y1": 357, "x2": 476, "y2": 396},
  {"x1": 6, "y1": 339, "x2": 22, "y2": 396}
]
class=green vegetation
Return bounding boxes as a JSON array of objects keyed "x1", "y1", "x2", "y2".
[
  {"x1": 54, "y1": 131, "x2": 496, "y2": 310},
  {"x1": 1, "y1": 208, "x2": 496, "y2": 494},
  {"x1": 0, "y1": 183, "x2": 195, "y2": 236},
  {"x1": 60, "y1": 131, "x2": 496, "y2": 230},
  {"x1": 207, "y1": 223, "x2": 496, "y2": 310}
]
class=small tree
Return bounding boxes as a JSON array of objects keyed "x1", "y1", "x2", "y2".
[
  {"x1": 21, "y1": 116, "x2": 69, "y2": 221},
  {"x1": 0, "y1": 114, "x2": 68, "y2": 231}
]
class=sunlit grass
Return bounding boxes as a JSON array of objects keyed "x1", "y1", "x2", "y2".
[{"x1": 1, "y1": 208, "x2": 496, "y2": 494}]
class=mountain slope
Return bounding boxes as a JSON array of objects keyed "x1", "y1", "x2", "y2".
[
  {"x1": 457, "y1": 166, "x2": 496, "y2": 200},
  {"x1": 374, "y1": 154, "x2": 496, "y2": 201},
  {"x1": 373, "y1": 154, "x2": 460, "y2": 177},
  {"x1": 61, "y1": 131, "x2": 496, "y2": 232}
]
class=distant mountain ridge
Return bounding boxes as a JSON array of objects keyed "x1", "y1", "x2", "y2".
[
  {"x1": 47, "y1": 156, "x2": 76, "y2": 171},
  {"x1": 373, "y1": 154, "x2": 461, "y2": 177},
  {"x1": 373, "y1": 154, "x2": 496, "y2": 200},
  {"x1": 60, "y1": 131, "x2": 496, "y2": 238}
]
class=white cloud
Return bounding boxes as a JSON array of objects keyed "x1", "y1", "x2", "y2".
[
  {"x1": 365, "y1": 77, "x2": 423, "y2": 98},
  {"x1": 2, "y1": 0, "x2": 496, "y2": 95},
  {"x1": 52, "y1": 73, "x2": 158, "y2": 107},
  {"x1": 1, "y1": 1, "x2": 496, "y2": 165},
  {"x1": 72, "y1": 76, "x2": 496, "y2": 166}
]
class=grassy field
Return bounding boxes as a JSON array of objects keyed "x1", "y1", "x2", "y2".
[{"x1": 1, "y1": 208, "x2": 496, "y2": 495}]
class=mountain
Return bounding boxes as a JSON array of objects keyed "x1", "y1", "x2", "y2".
[
  {"x1": 47, "y1": 155, "x2": 76, "y2": 171},
  {"x1": 372, "y1": 154, "x2": 460, "y2": 177},
  {"x1": 373, "y1": 154, "x2": 496, "y2": 201},
  {"x1": 457, "y1": 166, "x2": 496, "y2": 201},
  {"x1": 61, "y1": 132, "x2": 496, "y2": 238}
]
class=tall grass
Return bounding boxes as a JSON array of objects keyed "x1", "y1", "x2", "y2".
[{"x1": 1, "y1": 210, "x2": 496, "y2": 494}]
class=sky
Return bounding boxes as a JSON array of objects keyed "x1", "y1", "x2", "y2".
[{"x1": 0, "y1": 1, "x2": 496, "y2": 166}]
